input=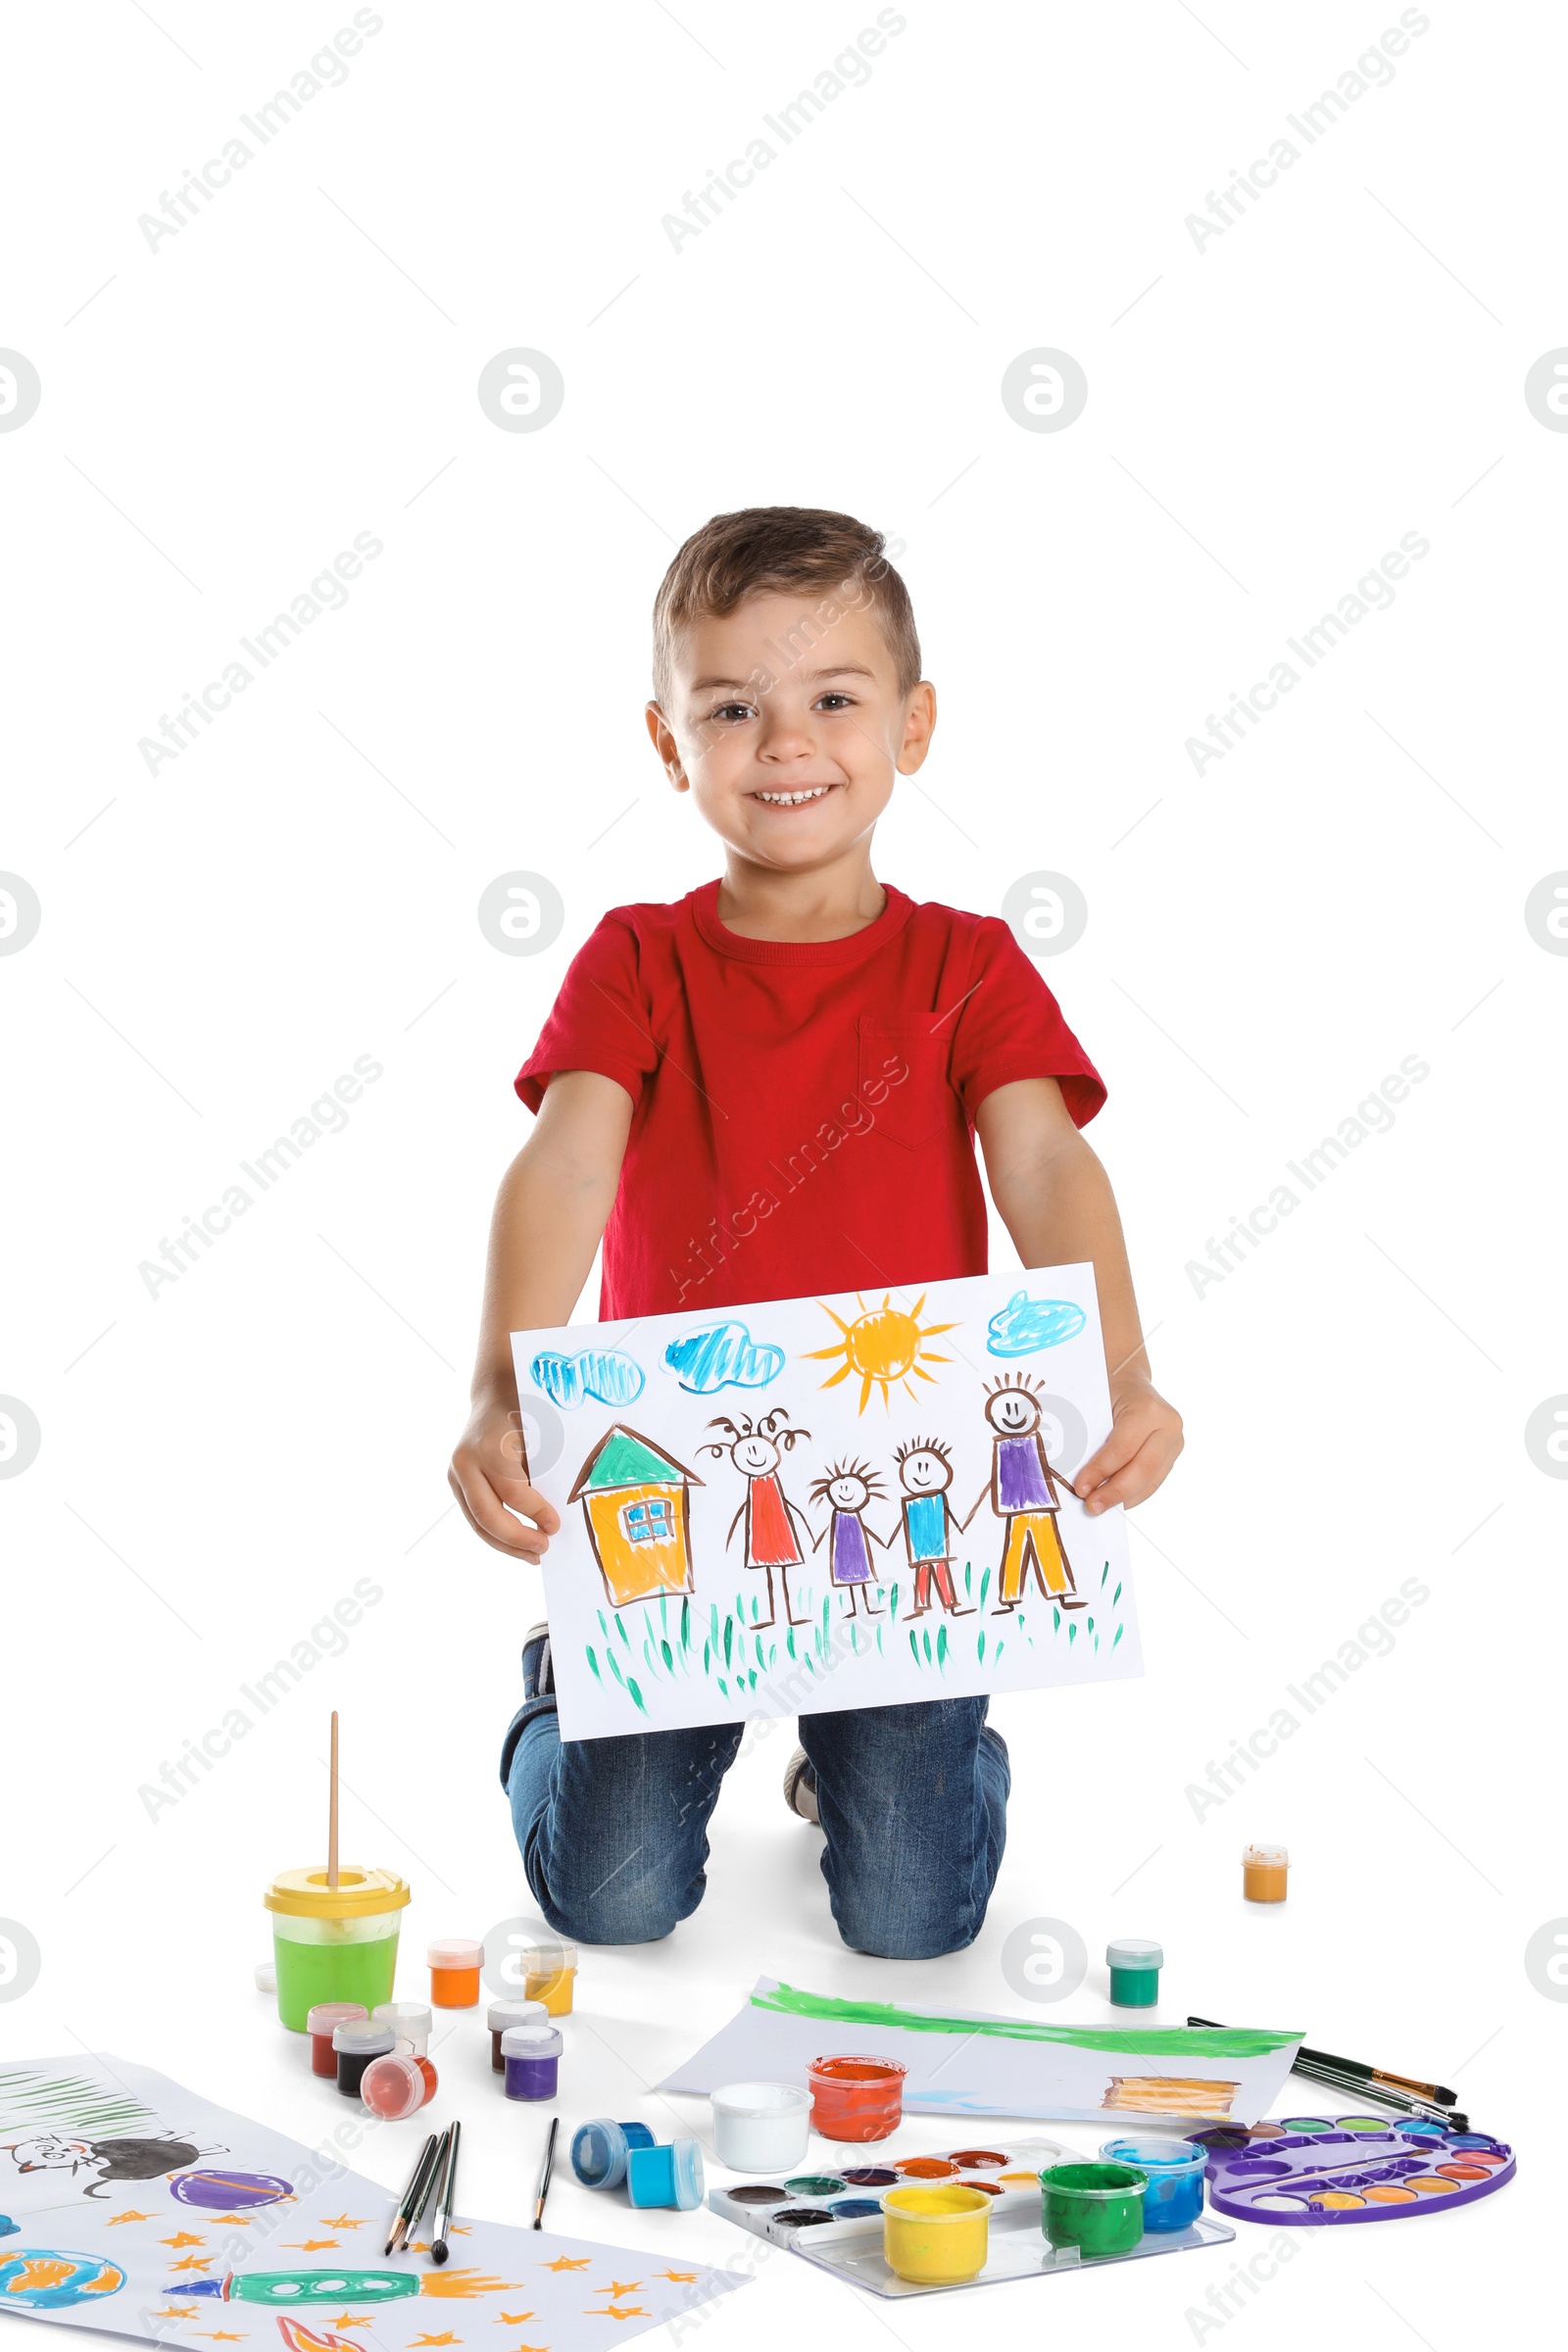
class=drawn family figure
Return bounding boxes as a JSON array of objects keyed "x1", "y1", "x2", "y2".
[
  {"x1": 893, "y1": 1440, "x2": 977, "y2": 1617},
  {"x1": 701, "y1": 1407, "x2": 812, "y2": 1629},
  {"x1": 970, "y1": 1374, "x2": 1083, "y2": 1611},
  {"x1": 808, "y1": 1458, "x2": 890, "y2": 1616}
]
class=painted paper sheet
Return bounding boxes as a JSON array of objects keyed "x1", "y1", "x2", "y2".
[
  {"x1": 513, "y1": 1263, "x2": 1140, "y2": 1740},
  {"x1": 660, "y1": 1980, "x2": 1303, "y2": 2129},
  {"x1": 0, "y1": 2055, "x2": 746, "y2": 2350}
]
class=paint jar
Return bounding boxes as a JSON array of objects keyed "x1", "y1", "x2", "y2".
[
  {"x1": 501, "y1": 2024, "x2": 562, "y2": 2101},
  {"x1": 1106, "y1": 1938, "x2": 1163, "y2": 2008},
  {"x1": 361, "y1": 2053, "x2": 438, "y2": 2120},
  {"x1": 488, "y1": 1999, "x2": 548, "y2": 2073},
  {"x1": 265, "y1": 1867, "x2": 411, "y2": 2033},
  {"x1": 521, "y1": 1936, "x2": 578, "y2": 2017},
  {"x1": 427, "y1": 1938, "x2": 484, "y2": 2007},
  {"x1": 710, "y1": 2082, "x2": 812, "y2": 2174},
  {"x1": 1040, "y1": 2162, "x2": 1148, "y2": 2258},
  {"x1": 570, "y1": 2119, "x2": 657, "y2": 2191},
  {"x1": 333, "y1": 2021, "x2": 395, "y2": 2100},
  {"x1": 1100, "y1": 2138, "x2": 1205, "y2": 2232},
  {"x1": 1242, "y1": 1843, "x2": 1289, "y2": 1902},
  {"x1": 626, "y1": 2137, "x2": 705, "y2": 2211},
  {"x1": 882, "y1": 2184, "x2": 993, "y2": 2284},
  {"x1": 307, "y1": 2002, "x2": 368, "y2": 2080},
  {"x1": 372, "y1": 2002, "x2": 433, "y2": 2057},
  {"x1": 807, "y1": 2054, "x2": 907, "y2": 2143}
]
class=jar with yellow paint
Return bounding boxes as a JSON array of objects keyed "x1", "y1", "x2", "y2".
[
  {"x1": 521, "y1": 1935, "x2": 577, "y2": 2016},
  {"x1": 882, "y1": 2182, "x2": 993, "y2": 2284}
]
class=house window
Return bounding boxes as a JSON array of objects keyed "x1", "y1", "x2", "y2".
[{"x1": 620, "y1": 1495, "x2": 675, "y2": 1546}]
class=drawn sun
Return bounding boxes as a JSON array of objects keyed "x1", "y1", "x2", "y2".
[{"x1": 805, "y1": 1294, "x2": 959, "y2": 1412}]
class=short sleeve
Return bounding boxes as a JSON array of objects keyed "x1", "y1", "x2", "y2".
[
  {"x1": 514, "y1": 913, "x2": 662, "y2": 1112},
  {"x1": 948, "y1": 917, "x2": 1106, "y2": 1127}
]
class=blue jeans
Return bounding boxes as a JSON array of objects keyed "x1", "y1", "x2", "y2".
[{"x1": 501, "y1": 1698, "x2": 1010, "y2": 1961}]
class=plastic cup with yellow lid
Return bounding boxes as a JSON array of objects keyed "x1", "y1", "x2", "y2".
[{"x1": 264, "y1": 1866, "x2": 411, "y2": 2033}]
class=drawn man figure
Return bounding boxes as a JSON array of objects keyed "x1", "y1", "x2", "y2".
[
  {"x1": 969, "y1": 1375, "x2": 1083, "y2": 1611},
  {"x1": 808, "y1": 1458, "x2": 890, "y2": 1617},
  {"x1": 701, "y1": 1406, "x2": 811, "y2": 1629},
  {"x1": 893, "y1": 1439, "x2": 976, "y2": 1617}
]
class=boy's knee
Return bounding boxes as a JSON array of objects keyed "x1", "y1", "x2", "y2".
[
  {"x1": 543, "y1": 1878, "x2": 685, "y2": 1947},
  {"x1": 834, "y1": 1895, "x2": 979, "y2": 1962}
]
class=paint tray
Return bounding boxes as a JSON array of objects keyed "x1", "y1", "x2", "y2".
[
  {"x1": 706, "y1": 2136, "x2": 1235, "y2": 2297},
  {"x1": 1196, "y1": 2114, "x2": 1516, "y2": 2224}
]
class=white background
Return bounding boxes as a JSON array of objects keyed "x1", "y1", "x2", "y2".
[{"x1": 2, "y1": 3, "x2": 1562, "y2": 2346}]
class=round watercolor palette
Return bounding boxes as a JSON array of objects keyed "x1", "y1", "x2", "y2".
[{"x1": 1195, "y1": 2116, "x2": 1515, "y2": 2226}]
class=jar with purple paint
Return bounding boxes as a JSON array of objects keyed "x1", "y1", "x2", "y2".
[{"x1": 501, "y1": 2023, "x2": 563, "y2": 2101}]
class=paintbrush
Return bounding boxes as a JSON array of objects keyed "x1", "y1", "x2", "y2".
[
  {"x1": 532, "y1": 2117, "x2": 559, "y2": 2231},
  {"x1": 431, "y1": 2119, "x2": 461, "y2": 2265},
  {"x1": 1185, "y1": 2019, "x2": 1467, "y2": 2132},
  {"x1": 384, "y1": 2132, "x2": 439, "y2": 2256},
  {"x1": 1186, "y1": 2016, "x2": 1455, "y2": 2107}
]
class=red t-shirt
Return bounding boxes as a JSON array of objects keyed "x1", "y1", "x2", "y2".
[{"x1": 515, "y1": 880, "x2": 1104, "y2": 1321}]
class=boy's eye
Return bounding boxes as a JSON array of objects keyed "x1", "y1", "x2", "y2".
[
  {"x1": 815, "y1": 692, "x2": 856, "y2": 710},
  {"x1": 707, "y1": 701, "x2": 756, "y2": 724}
]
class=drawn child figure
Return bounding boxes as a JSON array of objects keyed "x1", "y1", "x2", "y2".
[
  {"x1": 700, "y1": 1407, "x2": 811, "y2": 1629},
  {"x1": 808, "y1": 1458, "x2": 890, "y2": 1616},
  {"x1": 893, "y1": 1440, "x2": 976, "y2": 1618},
  {"x1": 969, "y1": 1374, "x2": 1083, "y2": 1612}
]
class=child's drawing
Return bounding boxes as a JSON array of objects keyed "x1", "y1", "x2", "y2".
[
  {"x1": 700, "y1": 1409, "x2": 811, "y2": 1628},
  {"x1": 530, "y1": 1347, "x2": 644, "y2": 1408},
  {"x1": 893, "y1": 1440, "x2": 976, "y2": 1617},
  {"x1": 808, "y1": 1460, "x2": 889, "y2": 1616},
  {"x1": 986, "y1": 1291, "x2": 1087, "y2": 1356},
  {"x1": 664, "y1": 1320, "x2": 784, "y2": 1393},
  {"x1": 4, "y1": 2133, "x2": 222, "y2": 2200},
  {"x1": 970, "y1": 1374, "x2": 1082, "y2": 1610},
  {"x1": 514, "y1": 1264, "x2": 1141, "y2": 1737},
  {"x1": 804, "y1": 1293, "x2": 957, "y2": 1411},
  {"x1": 567, "y1": 1427, "x2": 701, "y2": 1607},
  {"x1": 0, "y1": 2251, "x2": 125, "y2": 2309}
]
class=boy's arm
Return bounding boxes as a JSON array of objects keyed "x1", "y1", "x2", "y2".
[
  {"x1": 449, "y1": 1069, "x2": 633, "y2": 1560},
  {"x1": 974, "y1": 1077, "x2": 1182, "y2": 1515}
]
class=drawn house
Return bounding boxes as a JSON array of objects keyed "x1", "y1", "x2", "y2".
[{"x1": 568, "y1": 1426, "x2": 703, "y2": 1607}]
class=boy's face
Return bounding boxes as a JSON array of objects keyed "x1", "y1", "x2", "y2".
[{"x1": 647, "y1": 591, "x2": 936, "y2": 873}]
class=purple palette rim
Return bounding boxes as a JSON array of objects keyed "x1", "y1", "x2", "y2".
[{"x1": 1204, "y1": 2121, "x2": 1516, "y2": 2227}]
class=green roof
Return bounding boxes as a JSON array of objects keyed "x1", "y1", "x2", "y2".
[{"x1": 568, "y1": 1425, "x2": 701, "y2": 1500}]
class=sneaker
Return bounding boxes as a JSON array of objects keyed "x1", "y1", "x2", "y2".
[
  {"x1": 782, "y1": 1746, "x2": 820, "y2": 1825},
  {"x1": 521, "y1": 1621, "x2": 555, "y2": 1702}
]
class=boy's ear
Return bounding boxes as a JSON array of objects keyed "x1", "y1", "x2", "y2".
[
  {"x1": 645, "y1": 700, "x2": 689, "y2": 792},
  {"x1": 895, "y1": 681, "x2": 938, "y2": 775}
]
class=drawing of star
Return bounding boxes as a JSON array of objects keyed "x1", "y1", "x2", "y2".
[
  {"x1": 592, "y1": 2284, "x2": 641, "y2": 2298},
  {"x1": 653, "y1": 2271, "x2": 698, "y2": 2282},
  {"x1": 409, "y1": 2333, "x2": 461, "y2": 2345},
  {"x1": 495, "y1": 2318, "x2": 535, "y2": 2328},
  {"x1": 321, "y1": 2216, "x2": 368, "y2": 2230},
  {"x1": 207, "y1": 2215, "x2": 252, "y2": 2227},
  {"x1": 106, "y1": 2209, "x2": 156, "y2": 2225},
  {"x1": 283, "y1": 2240, "x2": 341, "y2": 2251},
  {"x1": 541, "y1": 2258, "x2": 590, "y2": 2272},
  {"x1": 192, "y1": 2330, "x2": 247, "y2": 2340},
  {"x1": 593, "y1": 2309, "x2": 649, "y2": 2323},
  {"x1": 152, "y1": 2309, "x2": 198, "y2": 2322},
  {"x1": 162, "y1": 2233, "x2": 206, "y2": 2248},
  {"x1": 333, "y1": 2318, "x2": 374, "y2": 2330},
  {"x1": 448, "y1": 2227, "x2": 471, "y2": 2236},
  {"x1": 170, "y1": 2255, "x2": 215, "y2": 2272}
]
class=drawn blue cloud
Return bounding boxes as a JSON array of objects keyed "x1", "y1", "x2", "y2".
[
  {"x1": 664, "y1": 1320, "x2": 786, "y2": 1394},
  {"x1": 530, "y1": 1348, "x2": 645, "y2": 1409},
  {"x1": 986, "y1": 1292, "x2": 1087, "y2": 1357}
]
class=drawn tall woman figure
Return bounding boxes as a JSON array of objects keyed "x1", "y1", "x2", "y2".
[
  {"x1": 701, "y1": 1407, "x2": 811, "y2": 1629},
  {"x1": 808, "y1": 1458, "x2": 889, "y2": 1617}
]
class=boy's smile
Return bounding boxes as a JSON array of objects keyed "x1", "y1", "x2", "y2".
[{"x1": 646, "y1": 591, "x2": 936, "y2": 892}]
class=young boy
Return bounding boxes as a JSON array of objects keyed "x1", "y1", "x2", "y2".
[{"x1": 449, "y1": 508, "x2": 1182, "y2": 1961}]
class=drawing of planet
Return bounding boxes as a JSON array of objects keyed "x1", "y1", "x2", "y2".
[
  {"x1": 0, "y1": 2251, "x2": 126, "y2": 2309},
  {"x1": 171, "y1": 2170, "x2": 296, "y2": 2210}
]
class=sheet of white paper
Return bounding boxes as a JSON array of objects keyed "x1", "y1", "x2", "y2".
[
  {"x1": 0, "y1": 2055, "x2": 746, "y2": 2350},
  {"x1": 659, "y1": 1980, "x2": 1303, "y2": 2129},
  {"x1": 512, "y1": 1264, "x2": 1140, "y2": 1740}
]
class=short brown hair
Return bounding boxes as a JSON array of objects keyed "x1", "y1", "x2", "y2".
[{"x1": 651, "y1": 506, "x2": 920, "y2": 705}]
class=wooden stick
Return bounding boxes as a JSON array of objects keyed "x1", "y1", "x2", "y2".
[{"x1": 328, "y1": 1710, "x2": 339, "y2": 1888}]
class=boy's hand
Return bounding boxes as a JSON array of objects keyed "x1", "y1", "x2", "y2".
[
  {"x1": 449, "y1": 1399, "x2": 562, "y2": 1561},
  {"x1": 1073, "y1": 1379, "x2": 1183, "y2": 1515}
]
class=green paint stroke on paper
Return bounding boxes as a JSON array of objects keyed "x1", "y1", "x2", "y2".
[{"x1": 751, "y1": 1984, "x2": 1300, "y2": 2056}]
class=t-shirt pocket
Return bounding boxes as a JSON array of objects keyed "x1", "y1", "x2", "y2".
[{"x1": 857, "y1": 1016, "x2": 957, "y2": 1151}]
